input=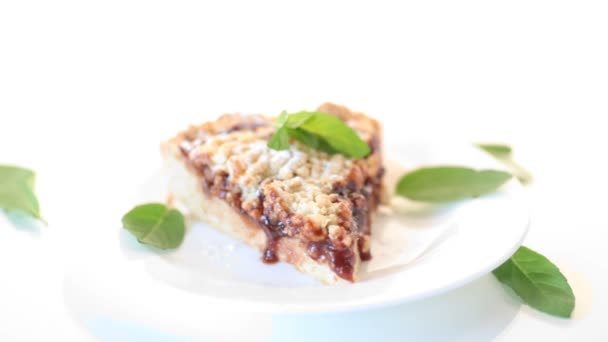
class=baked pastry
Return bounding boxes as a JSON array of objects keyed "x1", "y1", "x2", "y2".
[{"x1": 161, "y1": 103, "x2": 384, "y2": 283}]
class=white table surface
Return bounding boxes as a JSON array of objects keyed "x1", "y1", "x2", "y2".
[{"x1": 1, "y1": 1, "x2": 607, "y2": 341}]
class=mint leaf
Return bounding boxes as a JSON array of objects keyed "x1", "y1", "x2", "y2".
[
  {"x1": 493, "y1": 246, "x2": 575, "y2": 318},
  {"x1": 476, "y1": 143, "x2": 512, "y2": 158},
  {"x1": 284, "y1": 111, "x2": 314, "y2": 129},
  {"x1": 275, "y1": 110, "x2": 289, "y2": 128},
  {"x1": 267, "y1": 111, "x2": 290, "y2": 150},
  {"x1": 476, "y1": 143, "x2": 532, "y2": 184},
  {"x1": 267, "y1": 111, "x2": 370, "y2": 158},
  {"x1": 395, "y1": 166, "x2": 512, "y2": 202},
  {"x1": 122, "y1": 203, "x2": 186, "y2": 249},
  {"x1": 287, "y1": 128, "x2": 337, "y2": 154},
  {"x1": 0, "y1": 165, "x2": 35, "y2": 189},
  {"x1": 267, "y1": 126, "x2": 289, "y2": 150},
  {"x1": 298, "y1": 112, "x2": 370, "y2": 158},
  {"x1": 0, "y1": 165, "x2": 44, "y2": 223}
]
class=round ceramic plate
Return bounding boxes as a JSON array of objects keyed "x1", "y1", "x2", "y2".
[{"x1": 64, "y1": 141, "x2": 529, "y2": 316}]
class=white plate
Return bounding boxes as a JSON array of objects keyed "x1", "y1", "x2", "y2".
[{"x1": 65, "y1": 141, "x2": 529, "y2": 316}]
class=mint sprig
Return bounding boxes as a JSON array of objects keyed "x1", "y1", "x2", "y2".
[{"x1": 267, "y1": 111, "x2": 370, "y2": 158}]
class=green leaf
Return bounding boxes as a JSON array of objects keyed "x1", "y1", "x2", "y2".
[
  {"x1": 476, "y1": 143, "x2": 512, "y2": 158},
  {"x1": 298, "y1": 112, "x2": 370, "y2": 158},
  {"x1": 121, "y1": 203, "x2": 186, "y2": 250},
  {"x1": 287, "y1": 128, "x2": 338, "y2": 154},
  {"x1": 493, "y1": 246, "x2": 575, "y2": 318},
  {"x1": 476, "y1": 143, "x2": 532, "y2": 184},
  {"x1": 275, "y1": 110, "x2": 289, "y2": 128},
  {"x1": 267, "y1": 111, "x2": 290, "y2": 150},
  {"x1": 395, "y1": 166, "x2": 512, "y2": 202},
  {"x1": 267, "y1": 111, "x2": 370, "y2": 158},
  {"x1": 284, "y1": 111, "x2": 314, "y2": 129},
  {"x1": 0, "y1": 165, "x2": 44, "y2": 222},
  {"x1": 0, "y1": 165, "x2": 36, "y2": 189},
  {"x1": 267, "y1": 126, "x2": 289, "y2": 150}
]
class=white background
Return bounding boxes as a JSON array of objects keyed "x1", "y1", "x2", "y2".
[{"x1": 1, "y1": 1, "x2": 607, "y2": 341}]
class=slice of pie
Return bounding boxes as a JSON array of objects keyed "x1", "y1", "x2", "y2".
[{"x1": 161, "y1": 103, "x2": 384, "y2": 283}]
